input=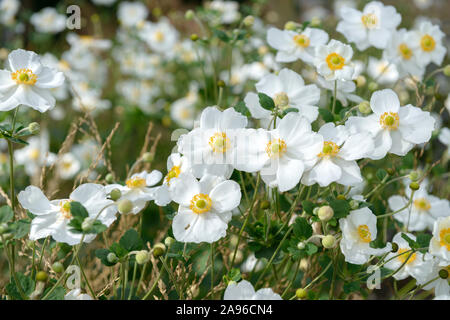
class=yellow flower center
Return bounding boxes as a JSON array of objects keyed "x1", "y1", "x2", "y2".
[
  {"x1": 293, "y1": 34, "x2": 310, "y2": 48},
  {"x1": 266, "y1": 138, "x2": 287, "y2": 158},
  {"x1": 379, "y1": 112, "x2": 399, "y2": 130},
  {"x1": 326, "y1": 53, "x2": 345, "y2": 70},
  {"x1": 420, "y1": 34, "x2": 435, "y2": 52},
  {"x1": 361, "y1": 13, "x2": 378, "y2": 29},
  {"x1": 80, "y1": 35, "x2": 94, "y2": 43},
  {"x1": 273, "y1": 92, "x2": 289, "y2": 108},
  {"x1": 11, "y1": 68, "x2": 37, "y2": 85},
  {"x1": 413, "y1": 198, "x2": 431, "y2": 211},
  {"x1": 155, "y1": 31, "x2": 164, "y2": 42},
  {"x1": 165, "y1": 165, "x2": 180, "y2": 185},
  {"x1": 439, "y1": 228, "x2": 450, "y2": 251},
  {"x1": 29, "y1": 149, "x2": 40, "y2": 160},
  {"x1": 318, "y1": 141, "x2": 340, "y2": 158},
  {"x1": 126, "y1": 176, "x2": 146, "y2": 189},
  {"x1": 209, "y1": 132, "x2": 230, "y2": 153},
  {"x1": 357, "y1": 224, "x2": 372, "y2": 243},
  {"x1": 59, "y1": 200, "x2": 73, "y2": 219},
  {"x1": 398, "y1": 43, "x2": 412, "y2": 60},
  {"x1": 190, "y1": 194, "x2": 212, "y2": 214},
  {"x1": 397, "y1": 248, "x2": 417, "y2": 264}
]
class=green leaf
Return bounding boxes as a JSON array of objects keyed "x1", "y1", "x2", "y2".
[
  {"x1": 280, "y1": 108, "x2": 298, "y2": 118},
  {"x1": 95, "y1": 248, "x2": 117, "y2": 266},
  {"x1": 42, "y1": 286, "x2": 65, "y2": 300},
  {"x1": 328, "y1": 199, "x2": 350, "y2": 219},
  {"x1": 301, "y1": 200, "x2": 315, "y2": 214},
  {"x1": 0, "y1": 205, "x2": 14, "y2": 223},
  {"x1": 305, "y1": 242, "x2": 318, "y2": 255},
  {"x1": 10, "y1": 219, "x2": 30, "y2": 239},
  {"x1": 228, "y1": 268, "x2": 242, "y2": 282},
  {"x1": 376, "y1": 169, "x2": 388, "y2": 181},
  {"x1": 234, "y1": 101, "x2": 250, "y2": 117},
  {"x1": 343, "y1": 281, "x2": 360, "y2": 294},
  {"x1": 119, "y1": 229, "x2": 143, "y2": 252},
  {"x1": 401, "y1": 233, "x2": 419, "y2": 249},
  {"x1": 293, "y1": 217, "x2": 313, "y2": 240},
  {"x1": 109, "y1": 242, "x2": 128, "y2": 258},
  {"x1": 318, "y1": 108, "x2": 333, "y2": 122},
  {"x1": 69, "y1": 202, "x2": 89, "y2": 219},
  {"x1": 258, "y1": 93, "x2": 275, "y2": 111},
  {"x1": 6, "y1": 272, "x2": 35, "y2": 299},
  {"x1": 87, "y1": 220, "x2": 108, "y2": 234},
  {"x1": 213, "y1": 29, "x2": 230, "y2": 42}
]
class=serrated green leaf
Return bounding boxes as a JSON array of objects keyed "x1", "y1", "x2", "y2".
[
  {"x1": 0, "y1": 205, "x2": 14, "y2": 223},
  {"x1": 119, "y1": 229, "x2": 143, "y2": 252},
  {"x1": 293, "y1": 217, "x2": 313, "y2": 240},
  {"x1": 258, "y1": 92, "x2": 275, "y2": 111},
  {"x1": 70, "y1": 202, "x2": 89, "y2": 219}
]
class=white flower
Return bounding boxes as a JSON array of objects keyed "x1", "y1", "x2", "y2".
[
  {"x1": 56, "y1": 153, "x2": 81, "y2": 180},
  {"x1": 388, "y1": 188, "x2": 449, "y2": 232},
  {"x1": 302, "y1": 123, "x2": 373, "y2": 187},
  {"x1": 209, "y1": 0, "x2": 240, "y2": 24},
  {"x1": 429, "y1": 217, "x2": 450, "y2": 263},
  {"x1": 384, "y1": 233, "x2": 430, "y2": 281},
  {"x1": 30, "y1": 7, "x2": 66, "y2": 34},
  {"x1": 316, "y1": 77, "x2": 363, "y2": 107},
  {"x1": 336, "y1": 1, "x2": 401, "y2": 51},
  {"x1": 438, "y1": 127, "x2": 450, "y2": 156},
  {"x1": 223, "y1": 280, "x2": 282, "y2": 300},
  {"x1": 414, "y1": 21, "x2": 446, "y2": 67},
  {"x1": 163, "y1": 153, "x2": 191, "y2": 188},
  {"x1": 267, "y1": 27, "x2": 329, "y2": 64},
  {"x1": 18, "y1": 184, "x2": 117, "y2": 245},
  {"x1": 66, "y1": 33, "x2": 112, "y2": 52},
  {"x1": 170, "y1": 173, "x2": 241, "y2": 243},
  {"x1": 64, "y1": 289, "x2": 93, "y2": 300},
  {"x1": 118, "y1": 1, "x2": 148, "y2": 28},
  {"x1": 14, "y1": 131, "x2": 56, "y2": 177},
  {"x1": 106, "y1": 170, "x2": 170, "y2": 214},
  {"x1": 92, "y1": 0, "x2": 116, "y2": 6},
  {"x1": 416, "y1": 256, "x2": 449, "y2": 297},
  {"x1": 139, "y1": 18, "x2": 178, "y2": 54},
  {"x1": 0, "y1": 0, "x2": 19, "y2": 26},
  {"x1": 235, "y1": 112, "x2": 323, "y2": 192},
  {"x1": 0, "y1": 49, "x2": 64, "y2": 112},
  {"x1": 171, "y1": 88, "x2": 198, "y2": 129},
  {"x1": 346, "y1": 89, "x2": 435, "y2": 160},
  {"x1": 314, "y1": 40, "x2": 354, "y2": 81},
  {"x1": 240, "y1": 253, "x2": 265, "y2": 273},
  {"x1": 367, "y1": 57, "x2": 399, "y2": 85},
  {"x1": 383, "y1": 29, "x2": 425, "y2": 79},
  {"x1": 339, "y1": 207, "x2": 392, "y2": 264},
  {"x1": 177, "y1": 106, "x2": 247, "y2": 179},
  {"x1": 244, "y1": 68, "x2": 321, "y2": 123}
]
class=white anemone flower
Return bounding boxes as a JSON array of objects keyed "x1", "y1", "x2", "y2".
[
  {"x1": 429, "y1": 217, "x2": 450, "y2": 263},
  {"x1": 0, "y1": 0, "x2": 19, "y2": 26},
  {"x1": 18, "y1": 184, "x2": 117, "y2": 245},
  {"x1": 388, "y1": 188, "x2": 449, "y2": 232},
  {"x1": 316, "y1": 77, "x2": 363, "y2": 107},
  {"x1": 118, "y1": 1, "x2": 148, "y2": 28},
  {"x1": 209, "y1": 0, "x2": 240, "y2": 24},
  {"x1": 339, "y1": 207, "x2": 392, "y2": 264},
  {"x1": 414, "y1": 21, "x2": 446, "y2": 67},
  {"x1": 171, "y1": 89, "x2": 198, "y2": 129},
  {"x1": 367, "y1": 57, "x2": 399, "y2": 85},
  {"x1": 314, "y1": 40, "x2": 354, "y2": 81},
  {"x1": 438, "y1": 127, "x2": 450, "y2": 156},
  {"x1": 163, "y1": 153, "x2": 191, "y2": 188},
  {"x1": 244, "y1": 68, "x2": 321, "y2": 123},
  {"x1": 346, "y1": 89, "x2": 435, "y2": 160},
  {"x1": 56, "y1": 153, "x2": 81, "y2": 180},
  {"x1": 106, "y1": 170, "x2": 170, "y2": 214},
  {"x1": 64, "y1": 289, "x2": 93, "y2": 300},
  {"x1": 336, "y1": 1, "x2": 401, "y2": 51},
  {"x1": 384, "y1": 233, "x2": 430, "y2": 281},
  {"x1": 0, "y1": 49, "x2": 64, "y2": 112},
  {"x1": 139, "y1": 18, "x2": 178, "y2": 54},
  {"x1": 416, "y1": 256, "x2": 449, "y2": 297},
  {"x1": 170, "y1": 173, "x2": 241, "y2": 243},
  {"x1": 30, "y1": 7, "x2": 66, "y2": 34},
  {"x1": 66, "y1": 33, "x2": 112, "y2": 52},
  {"x1": 223, "y1": 280, "x2": 282, "y2": 300},
  {"x1": 177, "y1": 106, "x2": 247, "y2": 179},
  {"x1": 235, "y1": 112, "x2": 323, "y2": 192},
  {"x1": 301, "y1": 123, "x2": 373, "y2": 187},
  {"x1": 266, "y1": 27, "x2": 329, "y2": 65}
]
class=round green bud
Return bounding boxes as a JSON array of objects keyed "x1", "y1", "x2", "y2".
[
  {"x1": 355, "y1": 75, "x2": 366, "y2": 88},
  {"x1": 243, "y1": 15, "x2": 254, "y2": 27},
  {"x1": 185, "y1": 10, "x2": 195, "y2": 20},
  {"x1": 310, "y1": 17, "x2": 321, "y2": 27},
  {"x1": 322, "y1": 235, "x2": 336, "y2": 249},
  {"x1": 368, "y1": 82, "x2": 379, "y2": 92},
  {"x1": 52, "y1": 262, "x2": 64, "y2": 273},
  {"x1": 152, "y1": 243, "x2": 166, "y2": 258},
  {"x1": 443, "y1": 65, "x2": 450, "y2": 77},
  {"x1": 164, "y1": 236, "x2": 175, "y2": 248},
  {"x1": 349, "y1": 200, "x2": 359, "y2": 210},
  {"x1": 284, "y1": 21, "x2": 297, "y2": 31},
  {"x1": 81, "y1": 218, "x2": 94, "y2": 232},
  {"x1": 105, "y1": 173, "x2": 115, "y2": 184},
  {"x1": 386, "y1": 168, "x2": 395, "y2": 176},
  {"x1": 297, "y1": 241, "x2": 306, "y2": 250},
  {"x1": 118, "y1": 199, "x2": 133, "y2": 214},
  {"x1": 318, "y1": 206, "x2": 334, "y2": 221},
  {"x1": 296, "y1": 288, "x2": 307, "y2": 299},
  {"x1": 408, "y1": 171, "x2": 420, "y2": 182},
  {"x1": 190, "y1": 34, "x2": 199, "y2": 41},
  {"x1": 409, "y1": 182, "x2": 420, "y2": 191},
  {"x1": 28, "y1": 122, "x2": 40, "y2": 135},
  {"x1": 217, "y1": 79, "x2": 226, "y2": 87},
  {"x1": 391, "y1": 242, "x2": 399, "y2": 253},
  {"x1": 36, "y1": 271, "x2": 48, "y2": 282},
  {"x1": 136, "y1": 250, "x2": 150, "y2": 264},
  {"x1": 438, "y1": 268, "x2": 448, "y2": 279},
  {"x1": 228, "y1": 280, "x2": 237, "y2": 286},
  {"x1": 107, "y1": 252, "x2": 119, "y2": 264},
  {"x1": 337, "y1": 195, "x2": 346, "y2": 200},
  {"x1": 312, "y1": 207, "x2": 319, "y2": 215},
  {"x1": 358, "y1": 101, "x2": 371, "y2": 114},
  {"x1": 260, "y1": 200, "x2": 270, "y2": 210},
  {"x1": 142, "y1": 152, "x2": 154, "y2": 163},
  {"x1": 110, "y1": 188, "x2": 122, "y2": 201}
]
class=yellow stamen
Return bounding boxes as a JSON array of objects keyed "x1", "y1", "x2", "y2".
[
  {"x1": 29, "y1": 149, "x2": 40, "y2": 160},
  {"x1": 326, "y1": 53, "x2": 345, "y2": 70},
  {"x1": 357, "y1": 224, "x2": 372, "y2": 243},
  {"x1": 439, "y1": 228, "x2": 450, "y2": 250},
  {"x1": 266, "y1": 138, "x2": 287, "y2": 158},
  {"x1": 361, "y1": 13, "x2": 378, "y2": 29},
  {"x1": 11, "y1": 68, "x2": 37, "y2": 85},
  {"x1": 293, "y1": 34, "x2": 310, "y2": 48},
  {"x1": 420, "y1": 34, "x2": 435, "y2": 52},
  {"x1": 209, "y1": 132, "x2": 230, "y2": 153},
  {"x1": 318, "y1": 141, "x2": 340, "y2": 157},
  {"x1": 273, "y1": 92, "x2": 289, "y2": 108},
  {"x1": 126, "y1": 176, "x2": 146, "y2": 189},
  {"x1": 155, "y1": 31, "x2": 164, "y2": 42},
  {"x1": 165, "y1": 165, "x2": 180, "y2": 185},
  {"x1": 398, "y1": 43, "x2": 412, "y2": 60},
  {"x1": 397, "y1": 248, "x2": 417, "y2": 264},
  {"x1": 413, "y1": 198, "x2": 431, "y2": 211},
  {"x1": 59, "y1": 200, "x2": 73, "y2": 219},
  {"x1": 379, "y1": 112, "x2": 400, "y2": 130},
  {"x1": 190, "y1": 194, "x2": 212, "y2": 214}
]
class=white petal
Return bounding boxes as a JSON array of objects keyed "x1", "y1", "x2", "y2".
[
  {"x1": 370, "y1": 89, "x2": 400, "y2": 114},
  {"x1": 210, "y1": 180, "x2": 241, "y2": 212},
  {"x1": 18, "y1": 185, "x2": 54, "y2": 215}
]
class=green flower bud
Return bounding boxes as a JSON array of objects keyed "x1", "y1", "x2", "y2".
[
  {"x1": 260, "y1": 200, "x2": 270, "y2": 210},
  {"x1": 349, "y1": 200, "x2": 359, "y2": 210},
  {"x1": 107, "y1": 252, "x2": 119, "y2": 264},
  {"x1": 284, "y1": 21, "x2": 297, "y2": 31},
  {"x1": 443, "y1": 65, "x2": 450, "y2": 77},
  {"x1": 391, "y1": 242, "x2": 399, "y2": 253},
  {"x1": 228, "y1": 280, "x2": 237, "y2": 286},
  {"x1": 110, "y1": 188, "x2": 122, "y2": 201},
  {"x1": 313, "y1": 207, "x2": 319, "y2": 215},
  {"x1": 408, "y1": 171, "x2": 420, "y2": 182},
  {"x1": 142, "y1": 152, "x2": 154, "y2": 163},
  {"x1": 28, "y1": 122, "x2": 40, "y2": 135},
  {"x1": 297, "y1": 241, "x2": 306, "y2": 250},
  {"x1": 81, "y1": 217, "x2": 94, "y2": 232},
  {"x1": 409, "y1": 182, "x2": 420, "y2": 191},
  {"x1": 136, "y1": 250, "x2": 150, "y2": 264},
  {"x1": 52, "y1": 262, "x2": 64, "y2": 273},
  {"x1": 355, "y1": 75, "x2": 366, "y2": 88},
  {"x1": 310, "y1": 17, "x2": 321, "y2": 27},
  {"x1": 322, "y1": 235, "x2": 336, "y2": 249},
  {"x1": 152, "y1": 243, "x2": 166, "y2": 258},
  {"x1": 217, "y1": 80, "x2": 226, "y2": 87},
  {"x1": 337, "y1": 195, "x2": 346, "y2": 200},
  {"x1": 118, "y1": 199, "x2": 133, "y2": 214},
  {"x1": 190, "y1": 34, "x2": 199, "y2": 41},
  {"x1": 386, "y1": 168, "x2": 395, "y2": 176},
  {"x1": 105, "y1": 173, "x2": 115, "y2": 184},
  {"x1": 185, "y1": 10, "x2": 195, "y2": 20},
  {"x1": 36, "y1": 271, "x2": 48, "y2": 282},
  {"x1": 438, "y1": 268, "x2": 448, "y2": 279},
  {"x1": 296, "y1": 288, "x2": 307, "y2": 299},
  {"x1": 164, "y1": 236, "x2": 175, "y2": 248},
  {"x1": 243, "y1": 15, "x2": 254, "y2": 27},
  {"x1": 318, "y1": 206, "x2": 334, "y2": 221},
  {"x1": 358, "y1": 101, "x2": 371, "y2": 114},
  {"x1": 368, "y1": 82, "x2": 379, "y2": 92}
]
